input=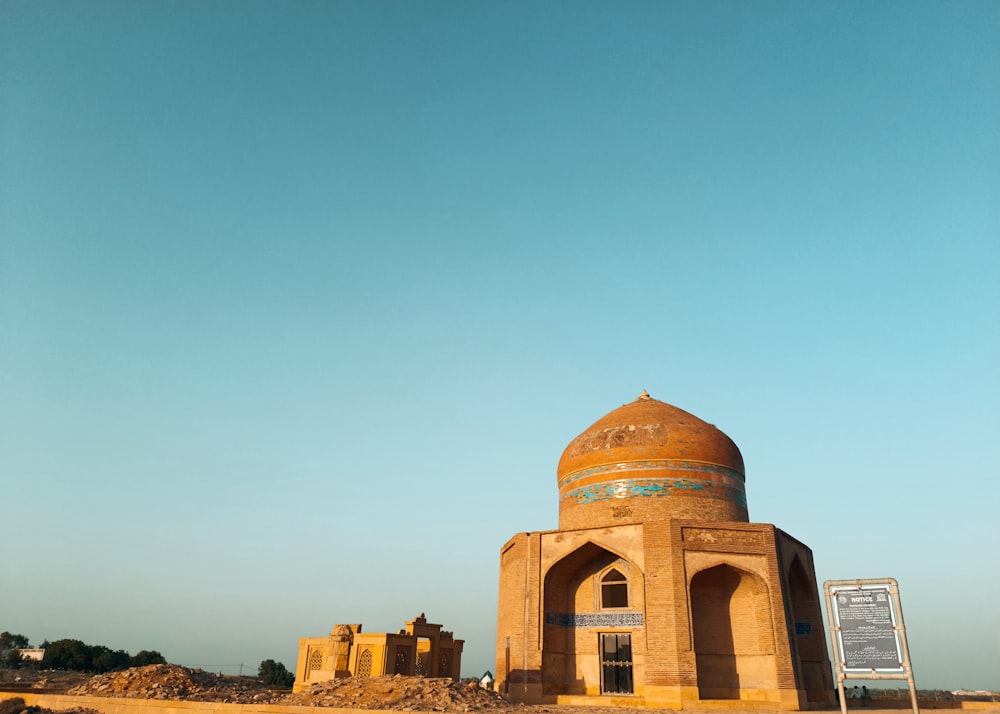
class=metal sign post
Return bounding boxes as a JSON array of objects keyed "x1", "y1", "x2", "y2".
[{"x1": 824, "y1": 578, "x2": 919, "y2": 714}]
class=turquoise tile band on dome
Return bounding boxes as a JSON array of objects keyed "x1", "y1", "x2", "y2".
[
  {"x1": 561, "y1": 476, "x2": 747, "y2": 508},
  {"x1": 558, "y1": 459, "x2": 745, "y2": 489}
]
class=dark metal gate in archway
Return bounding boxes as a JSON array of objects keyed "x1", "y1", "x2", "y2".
[{"x1": 600, "y1": 634, "x2": 633, "y2": 695}]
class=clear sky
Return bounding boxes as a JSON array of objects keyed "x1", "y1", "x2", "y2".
[{"x1": 1, "y1": 0, "x2": 997, "y2": 692}]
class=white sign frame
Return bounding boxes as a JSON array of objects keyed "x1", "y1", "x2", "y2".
[{"x1": 824, "y1": 578, "x2": 919, "y2": 714}]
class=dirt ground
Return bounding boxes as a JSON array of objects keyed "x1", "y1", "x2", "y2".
[
  {"x1": 3, "y1": 666, "x2": 524, "y2": 712},
  {"x1": 65, "y1": 665, "x2": 514, "y2": 710},
  {"x1": 0, "y1": 666, "x2": 681, "y2": 714},
  {"x1": 3, "y1": 666, "x2": 997, "y2": 714}
]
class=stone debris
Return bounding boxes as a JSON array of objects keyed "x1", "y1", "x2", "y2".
[
  {"x1": 282, "y1": 674, "x2": 514, "y2": 711},
  {"x1": 66, "y1": 665, "x2": 277, "y2": 704},
  {"x1": 66, "y1": 665, "x2": 517, "y2": 710},
  {"x1": 0, "y1": 697, "x2": 98, "y2": 714},
  {"x1": 0, "y1": 672, "x2": 91, "y2": 693}
]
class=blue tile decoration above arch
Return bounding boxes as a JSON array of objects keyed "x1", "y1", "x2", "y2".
[{"x1": 545, "y1": 611, "x2": 645, "y2": 628}]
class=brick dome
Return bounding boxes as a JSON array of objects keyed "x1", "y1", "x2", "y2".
[{"x1": 557, "y1": 391, "x2": 748, "y2": 529}]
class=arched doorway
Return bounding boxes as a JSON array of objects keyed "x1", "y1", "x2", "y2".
[
  {"x1": 542, "y1": 543, "x2": 641, "y2": 696},
  {"x1": 691, "y1": 564, "x2": 776, "y2": 700},
  {"x1": 787, "y1": 555, "x2": 829, "y2": 701}
]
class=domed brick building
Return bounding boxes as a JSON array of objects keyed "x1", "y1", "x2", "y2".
[{"x1": 495, "y1": 392, "x2": 833, "y2": 710}]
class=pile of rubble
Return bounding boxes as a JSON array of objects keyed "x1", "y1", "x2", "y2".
[
  {"x1": 66, "y1": 665, "x2": 277, "y2": 704},
  {"x1": 65, "y1": 665, "x2": 517, "y2": 710},
  {"x1": 0, "y1": 697, "x2": 97, "y2": 714},
  {"x1": 283, "y1": 674, "x2": 514, "y2": 711}
]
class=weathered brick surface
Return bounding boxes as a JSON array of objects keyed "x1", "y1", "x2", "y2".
[{"x1": 556, "y1": 395, "x2": 748, "y2": 532}]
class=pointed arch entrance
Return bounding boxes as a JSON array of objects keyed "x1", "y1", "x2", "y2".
[
  {"x1": 542, "y1": 542, "x2": 642, "y2": 696},
  {"x1": 690, "y1": 564, "x2": 777, "y2": 700},
  {"x1": 787, "y1": 555, "x2": 830, "y2": 700}
]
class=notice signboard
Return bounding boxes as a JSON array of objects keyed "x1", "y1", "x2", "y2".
[
  {"x1": 833, "y1": 586, "x2": 903, "y2": 671},
  {"x1": 824, "y1": 578, "x2": 919, "y2": 714}
]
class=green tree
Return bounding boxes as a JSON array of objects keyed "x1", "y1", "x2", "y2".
[
  {"x1": 38, "y1": 637, "x2": 162, "y2": 672},
  {"x1": 0, "y1": 632, "x2": 30, "y2": 652},
  {"x1": 42, "y1": 639, "x2": 91, "y2": 670},
  {"x1": 92, "y1": 647, "x2": 130, "y2": 673},
  {"x1": 2, "y1": 650, "x2": 24, "y2": 669},
  {"x1": 257, "y1": 659, "x2": 294, "y2": 688},
  {"x1": 129, "y1": 650, "x2": 167, "y2": 667}
]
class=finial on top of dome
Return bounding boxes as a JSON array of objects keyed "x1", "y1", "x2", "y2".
[{"x1": 638, "y1": 389, "x2": 651, "y2": 400}]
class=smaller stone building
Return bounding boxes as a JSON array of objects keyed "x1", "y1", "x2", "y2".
[{"x1": 293, "y1": 614, "x2": 464, "y2": 692}]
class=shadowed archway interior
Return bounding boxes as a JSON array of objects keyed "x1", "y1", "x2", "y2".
[{"x1": 691, "y1": 564, "x2": 777, "y2": 700}]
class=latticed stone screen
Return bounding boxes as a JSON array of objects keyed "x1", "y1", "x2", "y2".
[
  {"x1": 357, "y1": 648, "x2": 374, "y2": 677},
  {"x1": 307, "y1": 649, "x2": 324, "y2": 673},
  {"x1": 439, "y1": 652, "x2": 452, "y2": 678}
]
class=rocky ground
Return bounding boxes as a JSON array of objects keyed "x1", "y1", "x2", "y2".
[
  {"x1": 0, "y1": 695, "x2": 97, "y2": 714},
  {"x1": 0, "y1": 672, "x2": 90, "y2": 693},
  {"x1": 66, "y1": 665, "x2": 280, "y2": 704},
  {"x1": 6, "y1": 666, "x2": 997, "y2": 714},
  {"x1": 1, "y1": 665, "x2": 518, "y2": 711},
  {"x1": 64, "y1": 665, "x2": 514, "y2": 710},
  {"x1": 0, "y1": 666, "x2": 642, "y2": 714},
  {"x1": 283, "y1": 675, "x2": 516, "y2": 711}
]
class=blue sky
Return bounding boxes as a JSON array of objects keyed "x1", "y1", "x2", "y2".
[{"x1": 1, "y1": 0, "x2": 997, "y2": 690}]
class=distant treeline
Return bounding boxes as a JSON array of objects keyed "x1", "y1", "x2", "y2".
[
  {"x1": 1, "y1": 631, "x2": 166, "y2": 672},
  {"x1": 4, "y1": 631, "x2": 294, "y2": 688},
  {"x1": 40, "y1": 639, "x2": 167, "y2": 672}
]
